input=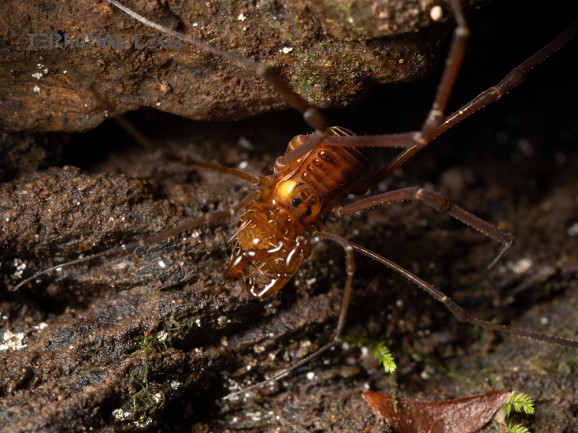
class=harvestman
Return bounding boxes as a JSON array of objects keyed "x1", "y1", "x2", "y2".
[{"x1": 13, "y1": 0, "x2": 578, "y2": 392}]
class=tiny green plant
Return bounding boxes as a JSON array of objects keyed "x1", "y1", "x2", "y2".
[
  {"x1": 373, "y1": 341, "x2": 397, "y2": 374},
  {"x1": 135, "y1": 321, "x2": 187, "y2": 356},
  {"x1": 506, "y1": 423, "x2": 530, "y2": 433},
  {"x1": 341, "y1": 336, "x2": 398, "y2": 408},
  {"x1": 372, "y1": 341, "x2": 398, "y2": 411},
  {"x1": 498, "y1": 392, "x2": 535, "y2": 433},
  {"x1": 130, "y1": 362, "x2": 165, "y2": 423},
  {"x1": 503, "y1": 392, "x2": 535, "y2": 418},
  {"x1": 129, "y1": 321, "x2": 186, "y2": 422},
  {"x1": 341, "y1": 336, "x2": 397, "y2": 374}
]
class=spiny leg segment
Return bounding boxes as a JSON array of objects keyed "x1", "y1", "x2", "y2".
[
  {"x1": 12, "y1": 210, "x2": 232, "y2": 291},
  {"x1": 336, "y1": 187, "x2": 514, "y2": 269}
]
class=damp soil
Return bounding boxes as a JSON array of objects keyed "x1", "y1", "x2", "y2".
[{"x1": 1, "y1": 2, "x2": 577, "y2": 433}]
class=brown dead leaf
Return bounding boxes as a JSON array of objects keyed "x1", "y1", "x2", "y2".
[{"x1": 363, "y1": 390, "x2": 511, "y2": 433}]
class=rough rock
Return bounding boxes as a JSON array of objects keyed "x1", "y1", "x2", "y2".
[{"x1": 0, "y1": 0, "x2": 484, "y2": 132}]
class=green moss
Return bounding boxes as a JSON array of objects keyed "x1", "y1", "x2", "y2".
[{"x1": 129, "y1": 320, "x2": 187, "y2": 422}]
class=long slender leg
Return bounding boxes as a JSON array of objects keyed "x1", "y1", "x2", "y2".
[
  {"x1": 12, "y1": 210, "x2": 232, "y2": 291},
  {"x1": 352, "y1": 0, "x2": 469, "y2": 180},
  {"x1": 80, "y1": 77, "x2": 157, "y2": 151},
  {"x1": 434, "y1": 18, "x2": 578, "y2": 140},
  {"x1": 272, "y1": 0, "x2": 470, "y2": 165},
  {"x1": 105, "y1": 0, "x2": 331, "y2": 159},
  {"x1": 169, "y1": 156, "x2": 262, "y2": 185},
  {"x1": 319, "y1": 18, "x2": 578, "y2": 187},
  {"x1": 276, "y1": 0, "x2": 467, "y2": 166},
  {"x1": 276, "y1": 0, "x2": 470, "y2": 165},
  {"x1": 349, "y1": 241, "x2": 578, "y2": 349},
  {"x1": 106, "y1": 1, "x2": 577, "y2": 173},
  {"x1": 224, "y1": 230, "x2": 357, "y2": 399},
  {"x1": 335, "y1": 187, "x2": 514, "y2": 268},
  {"x1": 314, "y1": 231, "x2": 356, "y2": 341}
]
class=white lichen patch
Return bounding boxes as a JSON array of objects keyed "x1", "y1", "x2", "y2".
[
  {"x1": 134, "y1": 417, "x2": 152, "y2": 427},
  {"x1": 245, "y1": 411, "x2": 262, "y2": 423},
  {"x1": 305, "y1": 277, "x2": 316, "y2": 286},
  {"x1": 508, "y1": 258, "x2": 533, "y2": 274},
  {"x1": 217, "y1": 315, "x2": 228, "y2": 328},
  {"x1": 12, "y1": 258, "x2": 27, "y2": 279},
  {"x1": 33, "y1": 322, "x2": 48, "y2": 331},
  {"x1": 32, "y1": 64, "x2": 49, "y2": 80},
  {"x1": 112, "y1": 408, "x2": 131, "y2": 421},
  {"x1": 263, "y1": 303, "x2": 277, "y2": 316},
  {"x1": 0, "y1": 330, "x2": 27, "y2": 351}
]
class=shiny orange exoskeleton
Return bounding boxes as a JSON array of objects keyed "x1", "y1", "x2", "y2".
[{"x1": 227, "y1": 127, "x2": 368, "y2": 298}]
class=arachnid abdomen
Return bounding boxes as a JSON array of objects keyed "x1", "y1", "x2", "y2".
[{"x1": 229, "y1": 128, "x2": 370, "y2": 297}]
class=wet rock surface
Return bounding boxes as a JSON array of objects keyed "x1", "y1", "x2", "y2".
[
  {"x1": 1, "y1": 1, "x2": 577, "y2": 432},
  {"x1": 0, "y1": 0, "x2": 486, "y2": 132}
]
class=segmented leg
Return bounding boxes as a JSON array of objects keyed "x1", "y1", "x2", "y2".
[
  {"x1": 104, "y1": 0, "x2": 466, "y2": 165},
  {"x1": 307, "y1": 17, "x2": 578, "y2": 188},
  {"x1": 434, "y1": 17, "x2": 578, "y2": 139},
  {"x1": 362, "y1": 17, "x2": 578, "y2": 186},
  {"x1": 223, "y1": 230, "x2": 357, "y2": 399},
  {"x1": 276, "y1": 0, "x2": 470, "y2": 165},
  {"x1": 314, "y1": 231, "x2": 356, "y2": 341},
  {"x1": 335, "y1": 186, "x2": 514, "y2": 268},
  {"x1": 12, "y1": 210, "x2": 232, "y2": 291},
  {"x1": 349, "y1": 241, "x2": 578, "y2": 349},
  {"x1": 105, "y1": 0, "x2": 577, "y2": 179}
]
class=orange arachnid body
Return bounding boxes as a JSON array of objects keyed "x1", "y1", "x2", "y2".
[{"x1": 228, "y1": 127, "x2": 369, "y2": 298}]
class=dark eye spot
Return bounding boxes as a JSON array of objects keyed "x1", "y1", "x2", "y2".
[{"x1": 290, "y1": 198, "x2": 302, "y2": 207}]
